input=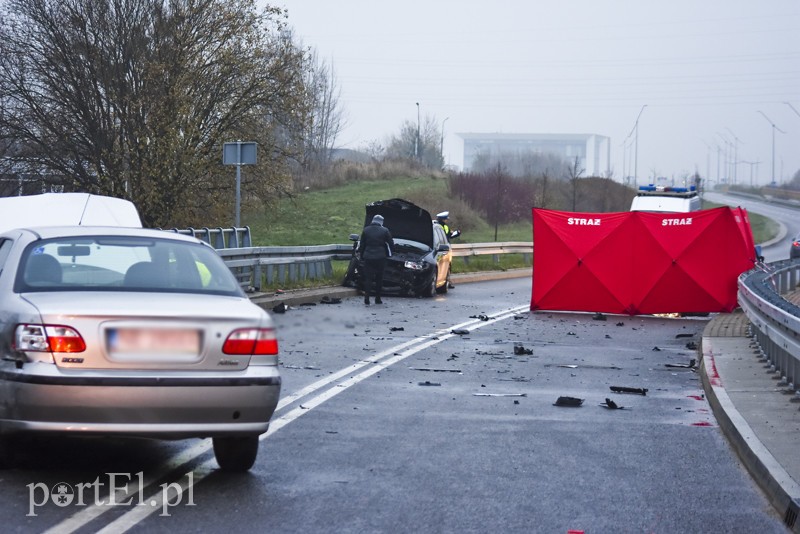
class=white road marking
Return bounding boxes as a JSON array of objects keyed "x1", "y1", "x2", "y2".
[{"x1": 45, "y1": 304, "x2": 529, "y2": 534}]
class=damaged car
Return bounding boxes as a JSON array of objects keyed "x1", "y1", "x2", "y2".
[{"x1": 344, "y1": 199, "x2": 452, "y2": 297}]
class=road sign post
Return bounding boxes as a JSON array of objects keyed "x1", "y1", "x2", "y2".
[{"x1": 223, "y1": 142, "x2": 257, "y2": 227}]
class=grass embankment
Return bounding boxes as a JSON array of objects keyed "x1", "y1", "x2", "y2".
[{"x1": 244, "y1": 180, "x2": 780, "y2": 291}]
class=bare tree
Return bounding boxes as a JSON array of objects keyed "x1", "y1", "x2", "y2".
[
  {"x1": 567, "y1": 156, "x2": 585, "y2": 211},
  {"x1": 0, "y1": 0, "x2": 306, "y2": 226},
  {"x1": 298, "y1": 45, "x2": 345, "y2": 172},
  {"x1": 384, "y1": 114, "x2": 443, "y2": 169}
]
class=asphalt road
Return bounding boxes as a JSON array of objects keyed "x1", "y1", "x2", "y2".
[
  {"x1": 4, "y1": 193, "x2": 796, "y2": 533},
  {"x1": 3, "y1": 276, "x2": 787, "y2": 533}
]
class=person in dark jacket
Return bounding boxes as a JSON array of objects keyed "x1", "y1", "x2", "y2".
[{"x1": 358, "y1": 214, "x2": 394, "y2": 305}]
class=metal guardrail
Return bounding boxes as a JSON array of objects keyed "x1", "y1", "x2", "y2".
[
  {"x1": 215, "y1": 241, "x2": 534, "y2": 290},
  {"x1": 738, "y1": 260, "x2": 800, "y2": 392},
  {"x1": 163, "y1": 226, "x2": 252, "y2": 249}
]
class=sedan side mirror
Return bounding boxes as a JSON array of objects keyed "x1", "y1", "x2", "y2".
[
  {"x1": 349, "y1": 233, "x2": 360, "y2": 242},
  {"x1": 437, "y1": 243, "x2": 451, "y2": 252}
]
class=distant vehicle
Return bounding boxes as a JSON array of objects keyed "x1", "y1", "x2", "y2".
[
  {"x1": 630, "y1": 185, "x2": 701, "y2": 213},
  {"x1": 0, "y1": 196, "x2": 281, "y2": 472},
  {"x1": 344, "y1": 198, "x2": 452, "y2": 297},
  {"x1": 791, "y1": 234, "x2": 800, "y2": 259}
]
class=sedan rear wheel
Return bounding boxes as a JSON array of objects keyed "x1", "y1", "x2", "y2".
[{"x1": 213, "y1": 435, "x2": 260, "y2": 472}]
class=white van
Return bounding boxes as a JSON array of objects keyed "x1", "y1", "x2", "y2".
[{"x1": 630, "y1": 185, "x2": 701, "y2": 213}]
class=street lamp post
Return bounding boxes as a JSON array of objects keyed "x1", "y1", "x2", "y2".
[
  {"x1": 625, "y1": 105, "x2": 647, "y2": 186},
  {"x1": 415, "y1": 102, "x2": 420, "y2": 163},
  {"x1": 786, "y1": 101, "x2": 800, "y2": 119},
  {"x1": 725, "y1": 127, "x2": 742, "y2": 185},
  {"x1": 440, "y1": 117, "x2": 449, "y2": 167},
  {"x1": 757, "y1": 111, "x2": 786, "y2": 186}
]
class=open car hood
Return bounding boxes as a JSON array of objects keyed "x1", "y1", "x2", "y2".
[{"x1": 365, "y1": 199, "x2": 433, "y2": 249}]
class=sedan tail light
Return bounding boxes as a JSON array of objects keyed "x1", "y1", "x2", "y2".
[
  {"x1": 15, "y1": 324, "x2": 86, "y2": 353},
  {"x1": 222, "y1": 328, "x2": 279, "y2": 355}
]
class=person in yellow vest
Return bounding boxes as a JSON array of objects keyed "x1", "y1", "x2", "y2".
[
  {"x1": 436, "y1": 211, "x2": 459, "y2": 289},
  {"x1": 436, "y1": 211, "x2": 461, "y2": 241}
]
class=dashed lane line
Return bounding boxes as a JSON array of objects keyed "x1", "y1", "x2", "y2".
[{"x1": 45, "y1": 304, "x2": 529, "y2": 534}]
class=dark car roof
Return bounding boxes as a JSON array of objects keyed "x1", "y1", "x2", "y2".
[{"x1": 365, "y1": 199, "x2": 433, "y2": 249}]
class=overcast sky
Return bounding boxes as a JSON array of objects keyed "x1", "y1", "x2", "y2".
[{"x1": 277, "y1": 0, "x2": 799, "y2": 186}]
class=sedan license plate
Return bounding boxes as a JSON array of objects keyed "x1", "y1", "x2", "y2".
[{"x1": 107, "y1": 327, "x2": 201, "y2": 362}]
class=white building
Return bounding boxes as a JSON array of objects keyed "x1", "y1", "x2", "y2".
[{"x1": 458, "y1": 133, "x2": 611, "y2": 177}]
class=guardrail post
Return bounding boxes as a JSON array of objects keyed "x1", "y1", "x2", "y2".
[{"x1": 253, "y1": 263, "x2": 262, "y2": 291}]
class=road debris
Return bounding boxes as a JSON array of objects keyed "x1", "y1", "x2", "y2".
[
  {"x1": 513, "y1": 315, "x2": 526, "y2": 320},
  {"x1": 418, "y1": 381, "x2": 441, "y2": 386},
  {"x1": 409, "y1": 367, "x2": 462, "y2": 373},
  {"x1": 615, "y1": 322, "x2": 625, "y2": 327},
  {"x1": 652, "y1": 346, "x2": 661, "y2": 351},
  {"x1": 283, "y1": 365, "x2": 321, "y2": 370},
  {"x1": 513, "y1": 344, "x2": 533, "y2": 355},
  {"x1": 474, "y1": 392, "x2": 528, "y2": 397},
  {"x1": 451, "y1": 329, "x2": 470, "y2": 335},
  {"x1": 470, "y1": 314, "x2": 490, "y2": 321},
  {"x1": 390, "y1": 326, "x2": 405, "y2": 332},
  {"x1": 272, "y1": 303, "x2": 288, "y2": 314},
  {"x1": 686, "y1": 341, "x2": 698, "y2": 350},
  {"x1": 610, "y1": 386, "x2": 648, "y2": 396},
  {"x1": 557, "y1": 364, "x2": 579, "y2": 369},
  {"x1": 600, "y1": 398, "x2": 625, "y2": 410},
  {"x1": 592, "y1": 312, "x2": 607, "y2": 321},
  {"x1": 320, "y1": 296, "x2": 341, "y2": 304},
  {"x1": 665, "y1": 359, "x2": 696, "y2": 369},
  {"x1": 675, "y1": 333, "x2": 694, "y2": 339},
  {"x1": 554, "y1": 396, "x2": 584, "y2": 407},
  {"x1": 447, "y1": 354, "x2": 459, "y2": 361}
]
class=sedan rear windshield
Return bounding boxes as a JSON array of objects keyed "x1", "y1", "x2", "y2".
[{"x1": 16, "y1": 236, "x2": 244, "y2": 296}]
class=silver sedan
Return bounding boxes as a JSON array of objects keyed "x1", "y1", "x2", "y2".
[{"x1": 0, "y1": 226, "x2": 281, "y2": 471}]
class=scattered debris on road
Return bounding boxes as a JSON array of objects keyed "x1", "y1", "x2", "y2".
[
  {"x1": 610, "y1": 386, "x2": 648, "y2": 396},
  {"x1": 418, "y1": 381, "x2": 441, "y2": 386},
  {"x1": 451, "y1": 329, "x2": 470, "y2": 335},
  {"x1": 320, "y1": 296, "x2": 341, "y2": 304},
  {"x1": 592, "y1": 312, "x2": 607, "y2": 321},
  {"x1": 600, "y1": 398, "x2": 625, "y2": 410},
  {"x1": 272, "y1": 303, "x2": 288, "y2": 314},
  {"x1": 283, "y1": 365, "x2": 321, "y2": 370},
  {"x1": 470, "y1": 314, "x2": 490, "y2": 321},
  {"x1": 665, "y1": 359, "x2": 696, "y2": 369},
  {"x1": 513, "y1": 344, "x2": 533, "y2": 355},
  {"x1": 554, "y1": 396, "x2": 584, "y2": 407},
  {"x1": 675, "y1": 333, "x2": 694, "y2": 339},
  {"x1": 686, "y1": 341, "x2": 698, "y2": 350},
  {"x1": 409, "y1": 367, "x2": 462, "y2": 373},
  {"x1": 557, "y1": 364, "x2": 578, "y2": 369},
  {"x1": 652, "y1": 346, "x2": 661, "y2": 351},
  {"x1": 390, "y1": 326, "x2": 405, "y2": 332},
  {"x1": 474, "y1": 392, "x2": 528, "y2": 397}
]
